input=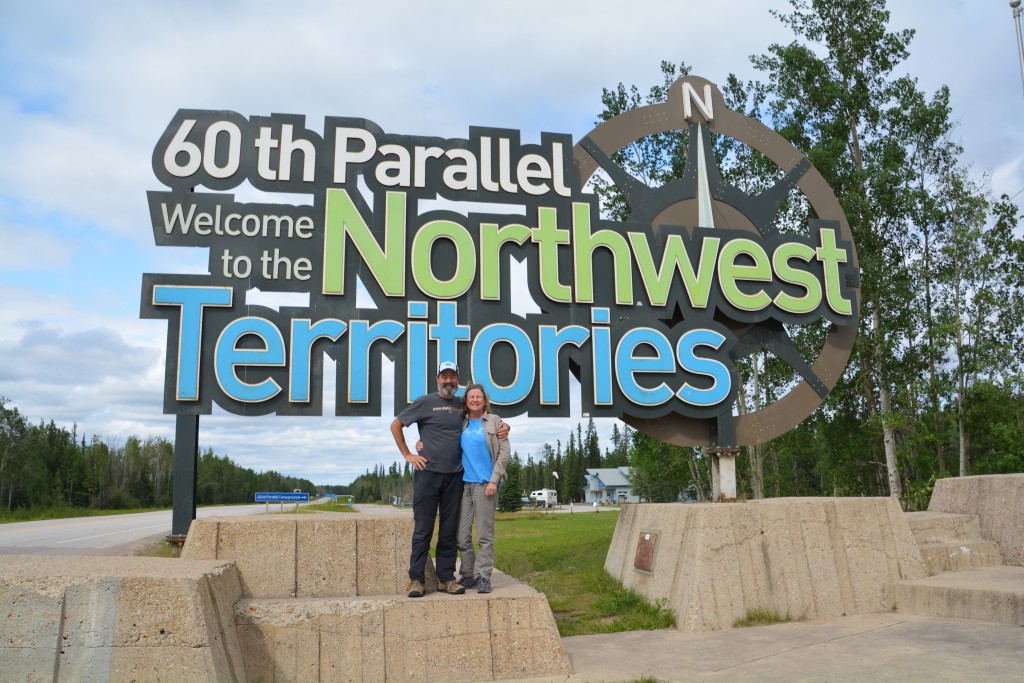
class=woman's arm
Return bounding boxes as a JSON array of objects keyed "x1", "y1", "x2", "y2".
[{"x1": 487, "y1": 415, "x2": 511, "y2": 487}]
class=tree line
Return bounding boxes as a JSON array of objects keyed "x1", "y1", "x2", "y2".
[
  {"x1": 346, "y1": 419, "x2": 635, "y2": 508},
  {"x1": 587, "y1": 0, "x2": 1023, "y2": 508},
  {"x1": 0, "y1": 396, "x2": 315, "y2": 511}
]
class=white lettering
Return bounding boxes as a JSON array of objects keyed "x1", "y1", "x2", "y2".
[{"x1": 682, "y1": 82, "x2": 714, "y2": 121}]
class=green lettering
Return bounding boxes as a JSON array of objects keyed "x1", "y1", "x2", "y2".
[
  {"x1": 629, "y1": 232, "x2": 720, "y2": 308},
  {"x1": 531, "y1": 207, "x2": 572, "y2": 303},
  {"x1": 815, "y1": 228, "x2": 853, "y2": 316},
  {"x1": 480, "y1": 221, "x2": 531, "y2": 299},
  {"x1": 411, "y1": 219, "x2": 476, "y2": 298},
  {"x1": 718, "y1": 238, "x2": 772, "y2": 312},
  {"x1": 572, "y1": 202, "x2": 633, "y2": 305},
  {"x1": 772, "y1": 242, "x2": 821, "y2": 315},
  {"x1": 322, "y1": 189, "x2": 406, "y2": 297}
]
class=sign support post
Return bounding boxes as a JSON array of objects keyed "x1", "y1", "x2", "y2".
[{"x1": 170, "y1": 414, "x2": 200, "y2": 539}]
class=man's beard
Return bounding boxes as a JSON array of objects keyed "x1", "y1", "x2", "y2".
[{"x1": 438, "y1": 384, "x2": 456, "y2": 398}]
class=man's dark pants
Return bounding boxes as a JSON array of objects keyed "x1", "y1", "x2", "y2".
[{"x1": 409, "y1": 469, "x2": 464, "y2": 583}]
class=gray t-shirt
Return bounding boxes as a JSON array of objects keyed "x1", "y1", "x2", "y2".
[{"x1": 397, "y1": 392, "x2": 465, "y2": 473}]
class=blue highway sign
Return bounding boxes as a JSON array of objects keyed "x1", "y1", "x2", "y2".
[{"x1": 256, "y1": 492, "x2": 310, "y2": 503}]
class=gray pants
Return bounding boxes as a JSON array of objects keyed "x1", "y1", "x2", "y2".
[{"x1": 457, "y1": 482, "x2": 497, "y2": 580}]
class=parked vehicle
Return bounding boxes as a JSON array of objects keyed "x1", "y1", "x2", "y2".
[{"x1": 529, "y1": 489, "x2": 558, "y2": 508}]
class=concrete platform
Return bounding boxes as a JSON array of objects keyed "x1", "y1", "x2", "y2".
[
  {"x1": 2, "y1": 515, "x2": 569, "y2": 682},
  {"x1": 237, "y1": 570, "x2": 567, "y2": 683},
  {"x1": 496, "y1": 613, "x2": 1024, "y2": 683},
  {"x1": 0, "y1": 554, "x2": 244, "y2": 683},
  {"x1": 905, "y1": 511, "x2": 1003, "y2": 575},
  {"x1": 184, "y1": 515, "x2": 570, "y2": 682},
  {"x1": 606, "y1": 498, "x2": 926, "y2": 632},
  {"x1": 929, "y1": 474, "x2": 1024, "y2": 566},
  {"x1": 181, "y1": 514, "x2": 439, "y2": 598},
  {"x1": 892, "y1": 565, "x2": 1024, "y2": 625}
]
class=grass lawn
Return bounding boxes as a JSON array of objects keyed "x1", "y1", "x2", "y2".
[{"x1": 494, "y1": 510, "x2": 674, "y2": 636}]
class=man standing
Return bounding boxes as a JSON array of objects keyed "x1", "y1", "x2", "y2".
[{"x1": 391, "y1": 361, "x2": 482, "y2": 597}]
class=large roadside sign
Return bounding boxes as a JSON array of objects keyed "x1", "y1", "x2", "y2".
[{"x1": 143, "y1": 76, "x2": 859, "y2": 450}]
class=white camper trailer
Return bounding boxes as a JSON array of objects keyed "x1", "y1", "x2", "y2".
[{"x1": 529, "y1": 489, "x2": 558, "y2": 508}]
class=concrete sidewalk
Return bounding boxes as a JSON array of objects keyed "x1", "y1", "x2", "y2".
[{"x1": 499, "y1": 613, "x2": 1024, "y2": 683}]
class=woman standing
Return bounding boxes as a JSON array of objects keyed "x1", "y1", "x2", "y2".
[{"x1": 456, "y1": 383, "x2": 510, "y2": 594}]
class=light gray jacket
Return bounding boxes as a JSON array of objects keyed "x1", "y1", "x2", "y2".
[{"x1": 462, "y1": 413, "x2": 510, "y2": 485}]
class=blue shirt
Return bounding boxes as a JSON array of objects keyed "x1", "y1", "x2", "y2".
[{"x1": 461, "y1": 417, "x2": 492, "y2": 483}]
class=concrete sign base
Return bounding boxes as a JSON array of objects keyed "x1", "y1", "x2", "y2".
[
  {"x1": 927, "y1": 473, "x2": 1024, "y2": 567},
  {"x1": 183, "y1": 515, "x2": 569, "y2": 682},
  {"x1": 0, "y1": 555, "x2": 245, "y2": 682},
  {"x1": 606, "y1": 497, "x2": 928, "y2": 632},
  {"x1": 1, "y1": 515, "x2": 568, "y2": 682}
]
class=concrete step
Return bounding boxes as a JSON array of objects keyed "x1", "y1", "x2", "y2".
[
  {"x1": 905, "y1": 511, "x2": 983, "y2": 545},
  {"x1": 918, "y1": 540, "x2": 1003, "y2": 576},
  {"x1": 892, "y1": 565, "x2": 1024, "y2": 625},
  {"x1": 233, "y1": 569, "x2": 569, "y2": 682}
]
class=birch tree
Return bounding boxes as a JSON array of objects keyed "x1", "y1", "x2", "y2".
[{"x1": 753, "y1": 0, "x2": 918, "y2": 498}]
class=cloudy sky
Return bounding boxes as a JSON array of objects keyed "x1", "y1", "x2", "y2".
[{"x1": 1, "y1": 1, "x2": 1021, "y2": 485}]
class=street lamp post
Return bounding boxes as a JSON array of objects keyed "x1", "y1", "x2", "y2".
[{"x1": 1012, "y1": 1, "x2": 1024, "y2": 96}]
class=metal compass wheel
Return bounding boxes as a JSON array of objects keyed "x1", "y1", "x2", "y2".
[{"x1": 573, "y1": 76, "x2": 860, "y2": 448}]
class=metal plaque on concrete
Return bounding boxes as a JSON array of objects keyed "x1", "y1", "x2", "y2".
[{"x1": 634, "y1": 531, "x2": 659, "y2": 572}]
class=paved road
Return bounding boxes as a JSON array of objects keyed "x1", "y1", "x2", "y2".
[
  {"x1": 0, "y1": 504, "x2": 292, "y2": 555},
  {"x1": 0, "y1": 501, "x2": 587, "y2": 555}
]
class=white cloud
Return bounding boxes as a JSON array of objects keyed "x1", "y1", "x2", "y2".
[{"x1": 2, "y1": 0, "x2": 1022, "y2": 484}]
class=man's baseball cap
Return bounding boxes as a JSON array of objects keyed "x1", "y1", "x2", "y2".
[{"x1": 437, "y1": 361, "x2": 459, "y2": 375}]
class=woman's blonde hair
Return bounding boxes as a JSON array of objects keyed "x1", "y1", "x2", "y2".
[{"x1": 464, "y1": 383, "x2": 491, "y2": 414}]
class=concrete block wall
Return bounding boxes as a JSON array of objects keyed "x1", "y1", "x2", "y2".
[
  {"x1": 181, "y1": 515, "x2": 436, "y2": 598},
  {"x1": 606, "y1": 497, "x2": 927, "y2": 632},
  {"x1": 929, "y1": 474, "x2": 1024, "y2": 566},
  {"x1": 0, "y1": 555, "x2": 244, "y2": 682},
  {"x1": 185, "y1": 515, "x2": 569, "y2": 682},
  {"x1": 234, "y1": 576, "x2": 566, "y2": 683}
]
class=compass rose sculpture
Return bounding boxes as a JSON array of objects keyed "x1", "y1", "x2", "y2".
[{"x1": 574, "y1": 76, "x2": 860, "y2": 461}]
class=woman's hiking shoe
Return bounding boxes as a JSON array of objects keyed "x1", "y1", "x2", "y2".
[
  {"x1": 477, "y1": 577, "x2": 492, "y2": 594},
  {"x1": 438, "y1": 579, "x2": 466, "y2": 595},
  {"x1": 406, "y1": 579, "x2": 424, "y2": 598}
]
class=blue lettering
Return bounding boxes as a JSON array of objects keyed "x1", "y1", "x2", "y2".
[
  {"x1": 215, "y1": 317, "x2": 286, "y2": 402},
  {"x1": 675, "y1": 328, "x2": 732, "y2": 407},
  {"x1": 348, "y1": 319, "x2": 404, "y2": 402},
  {"x1": 538, "y1": 325, "x2": 589, "y2": 405},
  {"x1": 152, "y1": 285, "x2": 232, "y2": 401},
  {"x1": 615, "y1": 328, "x2": 675, "y2": 406},
  {"x1": 471, "y1": 323, "x2": 535, "y2": 404},
  {"x1": 289, "y1": 319, "x2": 347, "y2": 402}
]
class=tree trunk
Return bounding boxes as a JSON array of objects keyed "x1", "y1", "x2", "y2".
[
  {"x1": 958, "y1": 409, "x2": 968, "y2": 477},
  {"x1": 923, "y1": 228, "x2": 945, "y2": 473},
  {"x1": 735, "y1": 354, "x2": 765, "y2": 499},
  {"x1": 845, "y1": 93, "x2": 900, "y2": 500},
  {"x1": 958, "y1": 366, "x2": 969, "y2": 476},
  {"x1": 874, "y1": 307, "x2": 901, "y2": 500},
  {"x1": 750, "y1": 353, "x2": 764, "y2": 499},
  {"x1": 687, "y1": 452, "x2": 707, "y2": 502},
  {"x1": 952, "y1": 248, "x2": 969, "y2": 477},
  {"x1": 769, "y1": 443, "x2": 780, "y2": 497}
]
